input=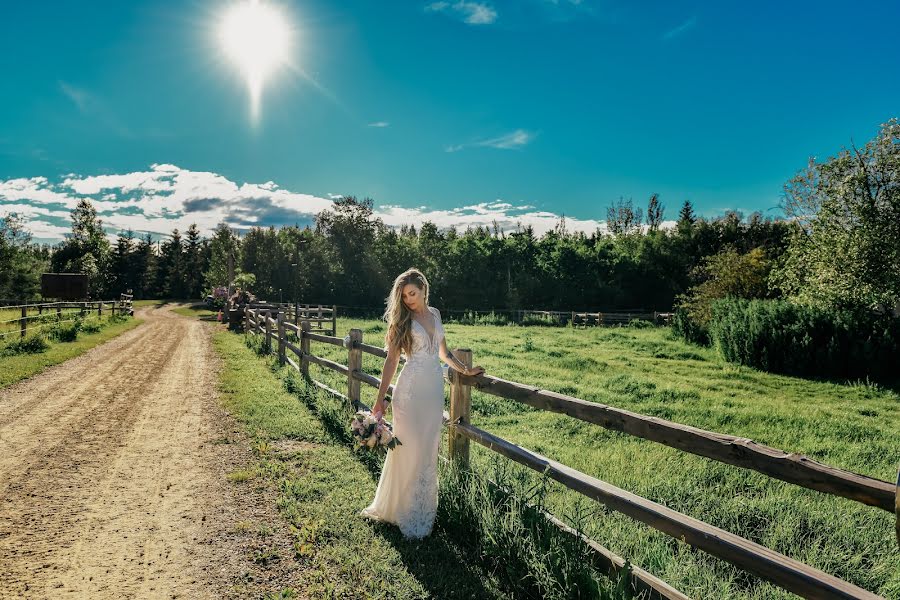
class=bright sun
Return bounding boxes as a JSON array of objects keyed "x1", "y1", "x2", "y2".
[{"x1": 218, "y1": 0, "x2": 291, "y2": 120}]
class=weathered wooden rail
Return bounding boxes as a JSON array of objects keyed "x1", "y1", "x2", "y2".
[
  {"x1": 241, "y1": 305, "x2": 893, "y2": 600},
  {"x1": 0, "y1": 298, "x2": 134, "y2": 339},
  {"x1": 333, "y1": 304, "x2": 673, "y2": 326}
]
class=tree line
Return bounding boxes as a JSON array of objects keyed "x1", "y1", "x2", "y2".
[{"x1": 1, "y1": 197, "x2": 793, "y2": 311}]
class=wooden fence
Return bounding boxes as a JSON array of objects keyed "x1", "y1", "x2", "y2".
[
  {"x1": 241, "y1": 306, "x2": 894, "y2": 600},
  {"x1": 239, "y1": 303, "x2": 336, "y2": 335},
  {"x1": 0, "y1": 298, "x2": 134, "y2": 340},
  {"x1": 334, "y1": 304, "x2": 674, "y2": 326}
]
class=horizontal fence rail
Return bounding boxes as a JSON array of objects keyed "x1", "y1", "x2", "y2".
[
  {"x1": 455, "y1": 422, "x2": 882, "y2": 600},
  {"x1": 239, "y1": 305, "x2": 893, "y2": 600},
  {"x1": 329, "y1": 304, "x2": 673, "y2": 325},
  {"x1": 458, "y1": 374, "x2": 896, "y2": 513},
  {"x1": 0, "y1": 299, "x2": 134, "y2": 339}
]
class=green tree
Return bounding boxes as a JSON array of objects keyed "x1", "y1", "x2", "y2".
[
  {"x1": 772, "y1": 119, "x2": 900, "y2": 312},
  {"x1": 678, "y1": 246, "x2": 772, "y2": 327},
  {"x1": 676, "y1": 200, "x2": 696, "y2": 236},
  {"x1": 605, "y1": 197, "x2": 643, "y2": 235},
  {"x1": 646, "y1": 193, "x2": 665, "y2": 232},
  {"x1": 0, "y1": 215, "x2": 47, "y2": 300},
  {"x1": 204, "y1": 223, "x2": 241, "y2": 293},
  {"x1": 184, "y1": 224, "x2": 205, "y2": 298},
  {"x1": 50, "y1": 199, "x2": 112, "y2": 297},
  {"x1": 159, "y1": 228, "x2": 186, "y2": 298},
  {"x1": 110, "y1": 230, "x2": 136, "y2": 295}
]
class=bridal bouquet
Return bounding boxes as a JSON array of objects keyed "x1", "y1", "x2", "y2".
[{"x1": 351, "y1": 410, "x2": 402, "y2": 452}]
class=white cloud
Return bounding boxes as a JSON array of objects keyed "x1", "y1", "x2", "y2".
[
  {"x1": 1, "y1": 165, "x2": 333, "y2": 241},
  {"x1": 368, "y1": 121, "x2": 390, "y2": 128},
  {"x1": 20, "y1": 221, "x2": 73, "y2": 240},
  {"x1": 446, "y1": 129, "x2": 535, "y2": 152},
  {"x1": 479, "y1": 129, "x2": 534, "y2": 149},
  {"x1": 1, "y1": 165, "x2": 666, "y2": 243},
  {"x1": 426, "y1": 1, "x2": 497, "y2": 25},
  {"x1": 662, "y1": 16, "x2": 697, "y2": 41},
  {"x1": 376, "y1": 200, "x2": 605, "y2": 236}
]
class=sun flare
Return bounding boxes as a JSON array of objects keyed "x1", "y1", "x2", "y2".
[{"x1": 218, "y1": 0, "x2": 292, "y2": 121}]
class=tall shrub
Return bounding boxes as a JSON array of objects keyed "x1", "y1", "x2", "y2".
[{"x1": 708, "y1": 298, "x2": 900, "y2": 379}]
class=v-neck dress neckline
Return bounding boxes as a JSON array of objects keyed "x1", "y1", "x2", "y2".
[{"x1": 412, "y1": 310, "x2": 437, "y2": 348}]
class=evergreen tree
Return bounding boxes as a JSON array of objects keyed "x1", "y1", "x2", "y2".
[
  {"x1": 134, "y1": 233, "x2": 157, "y2": 299},
  {"x1": 185, "y1": 224, "x2": 204, "y2": 298},
  {"x1": 677, "y1": 200, "x2": 696, "y2": 230},
  {"x1": 160, "y1": 228, "x2": 186, "y2": 298},
  {"x1": 111, "y1": 230, "x2": 135, "y2": 295}
]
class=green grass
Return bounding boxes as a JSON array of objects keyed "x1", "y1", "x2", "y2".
[
  {"x1": 296, "y1": 316, "x2": 900, "y2": 599},
  {"x1": 0, "y1": 305, "x2": 93, "y2": 336},
  {"x1": 215, "y1": 331, "x2": 636, "y2": 599},
  {"x1": 171, "y1": 303, "x2": 219, "y2": 320},
  {"x1": 0, "y1": 315, "x2": 142, "y2": 388},
  {"x1": 214, "y1": 330, "x2": 511, "y2": 599}
]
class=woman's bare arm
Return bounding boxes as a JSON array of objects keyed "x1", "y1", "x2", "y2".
[
  {"x1": 439, "y1": 338, "x2": 484, "y2": 376},
  {"x1": 373, "y1": 344, "x2": 401, "y2": 417}
]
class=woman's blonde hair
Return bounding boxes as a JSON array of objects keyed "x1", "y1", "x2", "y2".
[{"x1": 384, "y1": 268, "x2": 430, "y2": 356}]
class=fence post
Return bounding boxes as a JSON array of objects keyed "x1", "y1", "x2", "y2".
[
  {"x1": 265, "y1": 310, "x2": 273, "y2": 353},
  {"x1": 300, "y1": 320, "x2": 311, "y2": 376},
  {"x1": 111, "y1": 302, "x2": 116, "y2": 318},
  {"x1": 97, "y1": 302, "x2": 102, "y2": 317},
  {"x1": 449, "y1": 348, "x2": 473, "y2": 466},
  {"x1": 347, "y1": 329, "x2": 362, "y2": 408},
  {"x1": 895, "y1": 464, "x2": 899, "y2": 548},
  {"x1": 277, "y1": 312, "x2": 286, "y2": 366},
  {"x1": 57, "y1": 305, "x2": 62, "y2": 320},
  {"x1": 20, "y1": 306, "x2": 26, "y2": 338},
  {"x1": 294, "y1": 302, "x2": 300, "y2": 327},
  {"x1": 38, "y1": 305, "x2": 43, "y2": 315}
]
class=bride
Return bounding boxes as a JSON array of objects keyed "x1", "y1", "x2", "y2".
[{"x1": 360, "y1": 268, "x2": 484, "y2": 539}]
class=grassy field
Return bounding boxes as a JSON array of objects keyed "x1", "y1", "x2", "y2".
[
  {"x1": 294, "y1": 316, "x2": 900, "y2": 599},
  {"x1": 0, "y1": 314, "x2": 141, "y2": 389},
  {"x1": 215, "y1": 330, "x2": 638, "y2": 599}
]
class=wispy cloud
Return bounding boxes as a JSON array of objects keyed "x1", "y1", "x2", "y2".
[
  {"x1": 426, "y1": 1, "x2": 498, "y2": 25},
  {"x1": 480, "y1": 129, "x2": 534, "y2": 149},
  {"x1": 662, "y1": 16, "x2": 697, "y2": 41},
  {"x1": 367, "y1": 121, "x2": 390, "y2": 128},
  {"x1": 446, "y1": 129, "x2": 535, "y2": 152},
  {"x1": 0, "y1": 165, "x2": 640, "y2": 243},
  {"x1": 59, "y1": 82, "x2": 92, "y2": 113}
]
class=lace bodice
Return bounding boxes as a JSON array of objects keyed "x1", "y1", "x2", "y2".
[{"x1": 406, "y1": 306, "x2": 444, "y2": 360}]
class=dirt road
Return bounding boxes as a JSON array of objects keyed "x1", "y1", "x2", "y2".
[{"x1": 0, "y1": 305, "x2": 296, "y2": 599}]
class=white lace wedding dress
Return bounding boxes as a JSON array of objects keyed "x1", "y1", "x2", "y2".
[{"x1": 360, "y1": 306, "x2": 445, "y2": 539}]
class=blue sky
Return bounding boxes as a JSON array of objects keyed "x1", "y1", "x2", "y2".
[{"x1": 1, "y1": 0, "x2": 898, "y2": 242}]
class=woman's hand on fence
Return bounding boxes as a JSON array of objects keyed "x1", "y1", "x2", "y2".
[{"x1": 464, "y1": 365, "x2": 485, "y2": 377}]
